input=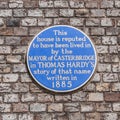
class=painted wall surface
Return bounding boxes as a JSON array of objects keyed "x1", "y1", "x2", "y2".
[{"x1": 0, "y1": 0, "x2": 120, "y2": 120}]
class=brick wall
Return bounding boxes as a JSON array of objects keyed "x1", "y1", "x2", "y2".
[{"x1": 0, "y1": 0, "x2": 120, "y2": 120}]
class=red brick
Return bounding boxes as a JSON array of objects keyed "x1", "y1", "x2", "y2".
[
  {"x1": 23, "y1": 0, "x2": 38, "y2": 8},
  {"x1": 105, "y1": 93, "x2": 120, "y2": 102},
  {"x1": 0, "y1": 28, "x2": 13, "y2": 35}
]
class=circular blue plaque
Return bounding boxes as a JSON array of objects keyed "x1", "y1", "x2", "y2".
[{"x1": 27, "y1": 25, "x2": 97, "y2": 92}]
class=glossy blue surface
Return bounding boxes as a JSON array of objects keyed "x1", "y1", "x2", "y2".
[{"x1": 27, "y1": 25, "x2": 97, "y2": 92}]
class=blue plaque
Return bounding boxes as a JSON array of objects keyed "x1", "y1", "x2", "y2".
[{"x1": 27, "y1": 25, "x2": 97, "y2": 92}]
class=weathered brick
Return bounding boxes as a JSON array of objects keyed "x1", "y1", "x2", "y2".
[
  {"x1": 0, "y1": 83, "x2": 11, "y2": 92},
  {"x1": 2, "y1": 114, "x2": 17, "y2": 120},
  {"x1": 3, "y1": 74, "x2": 19, "y2": 82},
  {"x1": 90, "y1": 9, "x2": 105, "y2": 17},
  {"x1": 60, "y1": 9, "x2": 74, "y2": 17},
  {"x1": 0, "y1": 64, "x2": 11, "y2": 73},
  {"x1": 35, "y1": 113, "x2": 52, "y2": 120},
  {"x1": 14, "y1": 27, "x2": 28, "y2": 35},
  {"x1": 13, "y1": 103, "x2": 29, "y2": 112},
  {"x1": 0, "y1": 104, "x2": 11, "y2": 112},
  {"x1": 86, "y1": 113, "x2": 100, "y2": 120},
  {"x1": 64, "y1": 103, "x2": 79, "y2": 112},
  {"x1": 117, "y1": 20, "x2": 120, "y2": 26},
  {"x1": 0, "y1": 18, "x2": 4, "y2": 27},
  {"x1": 55, "y1": 94, "x2": 71, "y2": 102},
  {"x1": 96, "y1": 103, "x2": 112, "y2": 112},
  {"x1": 54, "y1": 0, "x2": 68, "y2": 8},
  {"x1": 38, "y1": 93, "x2": 54, "y2": 102},
  {"x1": 109, "y1": 46, "x2": 118, "y2": 53},
  {"x1": 88, "y1": 93, "x2": 104, "y2": 101},
  {"x1": 28, "y1": 9, "x2": 43, "y2": 17},
  {"x1": 105, "y1": 93, "x2": 120, "y2": 101},
  {"x1": 12, "y1": 83, "x2": 29, "y2": 92},
  {"x1": 117, "y1": 38, "x2": 120, "y2": 46},
  {"x1": 38, "y1": 18, "x2": 52, "y2": 26},
  {"x1": 24, "y1": 0, "x2": 38, "y2": 8},
  {"x1": 112, "y1": 64, "x2": 120, "y2": 72},
  {"x1": 19, "y1": 114, "x2": 34, "y2": 120},
  {"x1": 0, "y1": 96, "x2": 2, "y2": 102},
  {"x1": 81, "y1": 103, "x2": 94, "y2": 112},
  {"x1": 13, "y1": 64, "x2": 27, "y2": 73},
  {"x1": 57, "y1": 114, "x2": 68, "y2": 120},
  {"x1": 20, "y1": 37, "x2": 32, "y2": 45},
  {"x1": 53, "y1": 114, "x2": 66, "y2": 120},
  {"x1": 102, "y1": 36, "x2": 117, "y2": 45},
  {"x1": 30, "y1": 103, "x2": 46, "y2": 112},
  {"x1": 20, "y1": 73, "x2": 32, "y2": 82},
  {"x1": 69, "y1": 112, "x2": 85, "y2": 120},
  {"x1": 0, "y1": 55, "x2": 5, "y2": 64},
  {"x1": 0, "y1": 37, "x2": 4, "y2": 45},
  {"x1": 106, "y1": 28, "x2": 119, "y2": 35},
  {"x1": 97, "y1": 63, "x2": 111, "y2": 72},
  {"x1": 69, "y1": 1, "x2": 84, "y2": 8},
  {"x1": 12, "y1": 46, "x2": 27, "y2": 54},
  {"x1": 101, "y1": 113, "x2": 118, "y2": 120},
  {"x1": 113, "y1": 103, "x2": 120, "y2": 111},
  {"x1": 0, "y1": 46, "x2": 11, "y2": 54},
  {"x1": 92, "y1": 73, "x2": 101, "y2": 82},
  {"x1": 0, "y1": 1, "x2": 8, "y2": 8},
  {"x1": 86, "y1": 18, "x2": 99, "y2": 26},
  {"x1": 115, "y1": 1, "x2": 120, "y2": 8},
  {"x1": 0, "y1": 28, "x2": 13, "y2": 36},
  {"x1": 101, "y1": 18, "x2": 113, "y2": 26},
  {"x1": 6, "y1": 55, "x2": 21, "y2": 63},
  {"x1": 39, "y1": 0, "x2": 53, "y2": 8},
  {"x1": 30, "y1": 83, "x2": 43, "y2": 93},
  {"x1": 112, "y1": 83, "x2": 120, "y2": 91},
  {"x1": 0, "y1": 115, "x2": 2, "y2": 120},
  {"x1": 4, "y1": 94, "x2": 19, "y2": 103},
  {"x1": 58, "y1": 115, "x2": 69, "y2": 120},
  {"x1": 85, "y1": 1, "x2": 98, "y2": 8},
  {"x1": 93, "y1": 36, "x2": 101, "y2": 44},
  {"x1": 9, "y1": 0, "x2": 23, "y2": 8},
  {"x1": 91, "y1": 28, "x2": 105, "y2": 35},
  {"x1": 5, "y1": 37, "x2": 21, "y2": 45},
  {"x1": 107, "y1": 9, "x2": 120, "y2": 16},
  {"x1": 0, "y1": 10, "x2": 12, "y2": 17},
  {"x1": 96, "y1": 45, "x2": 108, "y2": 53},
  {"x1": 84, "y1": 83, "x2": 95, "y2": 92},
  {"x1": 13, "y1": 9, "x2": 26, "y2": 17},
  {"x1": 22, "y1": 18, "x2": 37, "y2": 26},
  {"x1": 6, "y1": 18, "x2": 20, "y2": 27},
  {"x1": 75, "y1": 9, "x2": 89, "y2": 17},
  {"x1": 72, "y1": 91, "x2": 87, "y2": 101},
  {"x1": 70, "y1": 18, "x2": 84, "y2": 26},
  {"x1": 0, "y1": 75, "x2": 2, "y2": 82},
  {"x1": 21, "y1": 93, "x2": 36, "y2": 102},
  {"x1": 45, "y1": 9, "x2": 59, "y2": 17},
  {"x1": 101, "y1": 0, "x2": 113, "y2": 8},
  {"x1": 99, "y1": 54, "x2": 112, "y2": 63},
  {"x1": 29, "y1": 27, "x2": 43, "y2": 36},
  {"x1": 103, "y1": 73, "x2": 118, "y2": 82},
  {"x1": 96, "y1": 83, "x2": 110, "y2": 92},
  {"x1": 99, "y1": 54, "x2": 110, "y2": 63},
  {"x1": 48, "y1": 103, "x2": 63, "y2": 112},
  {"x1": 82, "y1": 27, "x2": 90, "y2": 35},
  {"x1": 111, "y1": 55, "x2": 119, "y2": 62}
]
